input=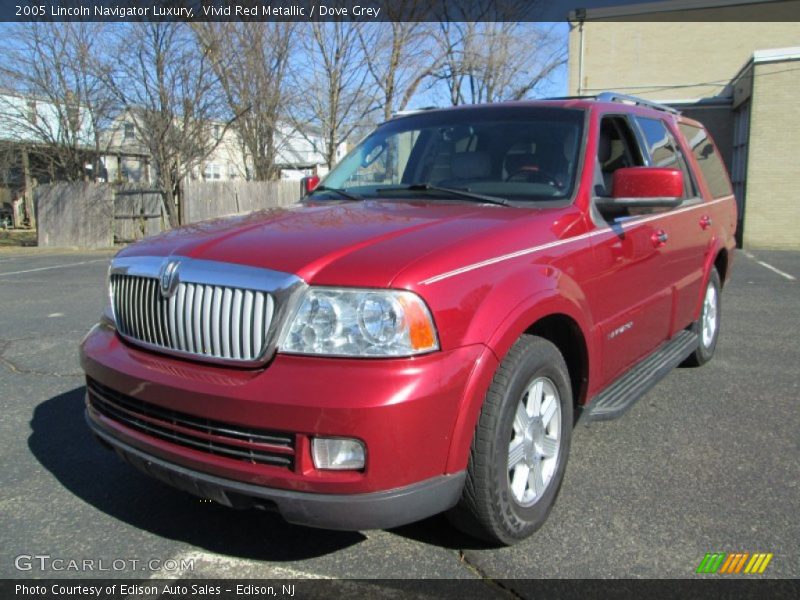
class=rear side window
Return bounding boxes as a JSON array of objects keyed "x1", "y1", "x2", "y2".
[
  {"x1": 635, "y1": 117, "x2": 695, "y2": 198},
  {"x1": 636, "y1": 117, "x2": 680, "y2": 168},
  {"x1": 679, "y1": 123, "x2": 732, "y2": 198}
]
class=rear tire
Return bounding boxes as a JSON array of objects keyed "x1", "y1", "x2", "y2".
[
  {"x1": 683, "y1": 268, "x2": 721, "y2": 367},
  {"x1": 448, "y1": 335, "x2": 572, "y2": 545}
]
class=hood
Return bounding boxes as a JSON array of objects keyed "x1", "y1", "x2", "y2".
[{"x1": 118, "y1": 200, "x2": 577, "y2": 287}]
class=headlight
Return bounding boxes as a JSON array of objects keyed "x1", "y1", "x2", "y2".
[{"x1": 279, "y1": 288, "x2": 438, "y2": 357}]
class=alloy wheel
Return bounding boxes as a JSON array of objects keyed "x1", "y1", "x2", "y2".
[{"x1": 507, "y1": 377, "x2": 561, "y2": 507}]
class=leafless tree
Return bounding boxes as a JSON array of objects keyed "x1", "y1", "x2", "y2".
[
  {"x1": 0, "y1": 22, "x2": 115, "y2": 227},
  {"x1": 0, "y1": 23, "x2": 114, "y2": 179},
  {"x1": 430, "y1": 2, "x2": 565, "y2": 105},
  {"x1": 432, "y1": 21, "x2": 477, "y2": 106},
  {"x1": 290, "y1": 23, "x2": 378, "y2": 169},
  {"x1": 357, "y1": 16, "x2": 440, "y2": 121},
  {"x1": 103, "y1": 23, "x2": 233, "y2": 227},
  {"x1": 194, "y1": 22, "x2": 296, "y2": 181}
]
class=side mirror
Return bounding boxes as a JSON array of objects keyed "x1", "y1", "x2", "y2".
[
  {"x1": 596, "y1": 167, "x2": 683, "y2": 210},
  {"x1": 301, "y1": 175, "x2": 320, "y2": 196}
]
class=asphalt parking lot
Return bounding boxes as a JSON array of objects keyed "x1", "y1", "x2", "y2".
[{"x1": 1, "y1": 247, "x2": 798, "y2": 588}]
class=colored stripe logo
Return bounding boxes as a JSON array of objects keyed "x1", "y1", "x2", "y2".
[{"x1": 696, "y1": 552, "x2": 773, "y2": 574}]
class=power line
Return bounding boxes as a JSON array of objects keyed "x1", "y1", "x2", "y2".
[{"x1": 582, "y1": 64, "x2": 800, "y2": 95}]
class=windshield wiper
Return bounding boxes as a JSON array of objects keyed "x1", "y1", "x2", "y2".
[
  {"x1": 309, "y1": 185, "x2": 363, "y2": 201},
  {"x1": 376, "y1": 183, "x2": 509, "y2": 206}
]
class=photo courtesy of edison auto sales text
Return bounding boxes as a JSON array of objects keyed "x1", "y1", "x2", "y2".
[{"x1": 14, "y1": 583, "x2": 296, "y2": 597}]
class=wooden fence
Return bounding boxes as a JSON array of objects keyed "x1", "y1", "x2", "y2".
[
  {"x1": 113, "y1": 188, "x2": 167, "y2": 243},
  {"x1": 35, "y1": 183, "x2": 115, "y2": 249},
  {"x1": 35, "y1": 180, "x2": 302, "y2": 248},
  {"x1": 181, "y1": 180, "x2": 299, "y2": 224}
]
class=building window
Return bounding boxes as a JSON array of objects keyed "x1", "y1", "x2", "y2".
[
  {"x1": 203, "y1": 163, "x2": 221, "y2": 180},
  {"x1": 123, "y1": 122, "x2": 135, "y2": 141},
  {"x1": 213, "y1": 124, "x2": 221, "y2": 139}
]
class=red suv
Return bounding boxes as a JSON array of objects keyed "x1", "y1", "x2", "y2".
[{"x1": 80, "y1": 94, "x2": 736, "y2": 545}]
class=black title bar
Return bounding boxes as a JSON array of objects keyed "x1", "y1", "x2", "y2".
[{"x1": 3, "y1": 0, "x2": 800, "y2": 22}]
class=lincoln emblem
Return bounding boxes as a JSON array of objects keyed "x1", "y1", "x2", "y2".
[{"x1": 159, "y1": 260, "x2": 180, "y2": 298}]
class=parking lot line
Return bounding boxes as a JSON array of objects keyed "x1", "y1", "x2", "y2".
[
  {"x1": 0, "y1": 258, "x2": 108, "y2": 278},
  {"x1": 135, "y1": 550, "x2": 439, "y2": 598},
  {"x1": 147, "y1": 549, "x2": 332, "y2": 581},
  {"x1": 742, "y1": 251, "x2": 796, "y2": 281}
]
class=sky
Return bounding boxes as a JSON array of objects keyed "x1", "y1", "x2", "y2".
[
  {"x1": 539, "y1": 23, "x2": 571, "y2": 98},
  {"x1": 0, "y1": 0, "x2": 681, "y2": 107},
  {"x1": 411, "y1": 21, "x2": 572, "y2": 109},
  {"x1": 0, "y1": 19, "x2": 573, "y2": 112}
]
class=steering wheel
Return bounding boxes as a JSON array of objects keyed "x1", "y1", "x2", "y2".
[{"x1": 505, "y1": 167, "x2": 562, "y2": 188}]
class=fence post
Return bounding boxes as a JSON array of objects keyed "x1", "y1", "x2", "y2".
[
  {"x1": 22, "y1": 148, "x2": 36, "y2": 229},
  {"x1": 177, "y1": 185, "x2": 184, "y2": 226},
  {"x1": 159, "y1": 191, "x2": 170, "y2": 231},
  {"x1": 111, "y1": 187, "x2": 116, "y2": 244}
]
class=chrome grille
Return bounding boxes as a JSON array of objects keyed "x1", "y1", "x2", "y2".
[{"x1": 111, "y1": 274, "x2": 274, "y2": 362}]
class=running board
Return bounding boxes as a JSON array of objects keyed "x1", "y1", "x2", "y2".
[{"x1": 581, "y1": 330, "x2": 699, "y2": 423}]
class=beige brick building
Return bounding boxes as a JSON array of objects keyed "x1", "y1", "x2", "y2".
[{"x1": 567, "y1": 0, "x2": 800, "y2": 248}]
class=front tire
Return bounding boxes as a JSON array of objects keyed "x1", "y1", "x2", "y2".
[
  {"x1": 683, "y1": 268, "x2": 721, "y2": 367},
  {"x1": 448, "y1": 335, "x2": 572, "y2": 545}
]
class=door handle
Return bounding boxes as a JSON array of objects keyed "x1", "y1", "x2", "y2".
[
  {"x1": 700, "y1": 215, "x2": 712, "y2": 230},
  {"x1": 651, "y1": 230, "x2": 669, "y2": 247}
]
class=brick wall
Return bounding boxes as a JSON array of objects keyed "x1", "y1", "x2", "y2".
[
  {"x1": 743, "y1": 61, "x2": 800, "y2": 248},
  {"x1": 568, "y1": 22, "x2": 800, "y2": 101}
]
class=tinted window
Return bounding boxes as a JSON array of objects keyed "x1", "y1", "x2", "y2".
[
  {"x1": 636, "y1": 117, "x2": 696, "y2": 198},
  {"x1": 679, "y1": 123, "x2": 732, "y2": 198},
  {"x1": 321, "y1": 107, "x2": 585, "y2": 204},
  {"x1": 636, "y1": 117, "x2": 680, "y2": 168}
]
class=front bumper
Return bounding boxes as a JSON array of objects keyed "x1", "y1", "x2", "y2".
[
  {"x1": 80, "y1": 324, "x2": 490, "y2": 527},
  {"x1": 88, "y1": 412, "x2": 465, "y2": 530}
]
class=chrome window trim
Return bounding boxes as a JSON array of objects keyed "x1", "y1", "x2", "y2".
[{"x1": 109, "y1": 255, "x2": 307, "y2": 367}]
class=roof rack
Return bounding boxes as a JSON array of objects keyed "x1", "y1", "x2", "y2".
[
  {"x1": 595, "y1": 92, "x2": 680, "y2": 114},
  {"x1": 387, "y1": 95, "x2": 680, "y2": 117},
  {"x1": 391, "y1": 106, "x2": 440, "y2": 118},
  {"x1": 538, "y1": 95, "x2": 591, "y2": 101}
]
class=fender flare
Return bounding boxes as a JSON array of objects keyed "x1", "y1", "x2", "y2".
[
  {"x1": 694, "y1": 234, "x2": 729, "y2": 322},
  {"x1": 444, "y1": 288, "x2": 597, "y2": 473}
]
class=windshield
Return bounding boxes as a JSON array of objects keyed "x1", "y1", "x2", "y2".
[{"x1": 317, "y1": 106, "x2": 585, "y2": 204}]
